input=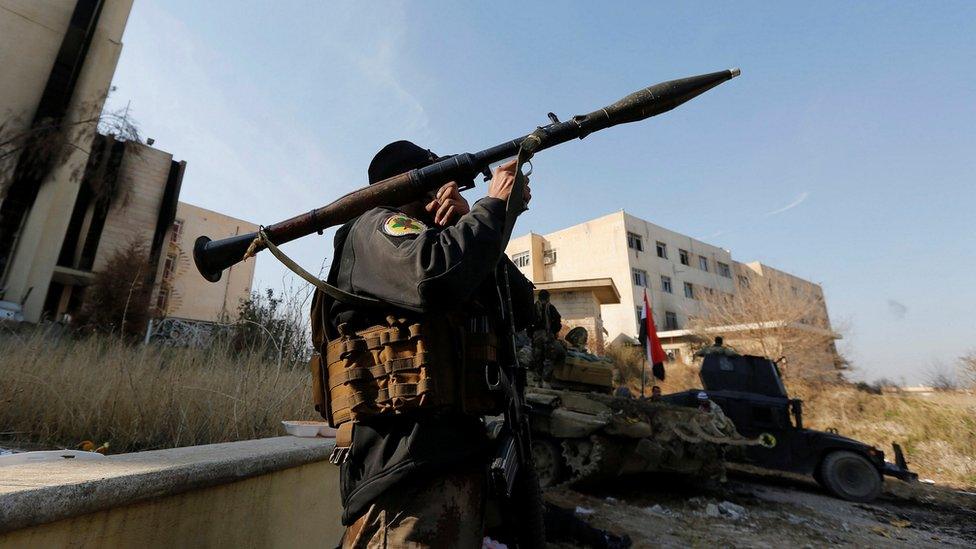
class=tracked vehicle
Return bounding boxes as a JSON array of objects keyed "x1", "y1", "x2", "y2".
[{"x1": 522, "y1": 328, "x2": 757, "y2": 487}]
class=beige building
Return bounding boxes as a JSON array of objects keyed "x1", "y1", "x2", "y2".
[
  {"x1": 1, "y1": 1, "x2": 258, "y2": 327},
  {"x1": 44, "y1": 135, "x2": 187, "y2": 320},
  {"x1": 0, "y1": 0, "x2": 135, "y2": 321},
  {"x1": 533, "y1": 278, "x2": 620, "y2": 354},
  {"x1": 158, "y1": 202, "x2": 258, "y2": 322},
  {"x1": 506, "y1": 210, "x2": 839, "y2": 369}
]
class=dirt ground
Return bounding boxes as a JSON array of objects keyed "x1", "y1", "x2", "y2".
[{"x1": 545, "y1": 467, "x2": 976, "y2": 548}]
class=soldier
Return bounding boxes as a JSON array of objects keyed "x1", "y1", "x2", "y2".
[
  {"x1": 694, "y1": 335, "x2": 738, "y2": 357},
  {"x1": 532, "y1": 290, "x2": 562, "y2": 337},
  {"x1": 530, "y1": 290, "x2": 564, "y2": 384},
  {"x1": 310, "y1": 141, "x2": 536, "y2": 547}
]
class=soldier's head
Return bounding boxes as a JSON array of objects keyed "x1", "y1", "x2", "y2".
[
  {"x1": 651, "y1": 385, "x2": 662, "y2": 397},
  {"x1": 714, "y1": 336, "x2": 724, "y2": 346},
  {"x1": 368, "y1": 140, "x2": 443, "y2": 221},
  {"x1": 538, "y1": 290, "x2": 550, "y2": 303},
  {"x1": 368, "y1": 140, "x2": 439, "y2": 185}
]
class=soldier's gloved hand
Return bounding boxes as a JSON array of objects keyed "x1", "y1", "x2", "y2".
[
  {"x1": 425, "y1": 181, "x2": 470, "y2": 226},
  {"x1": 487, "y1": 159, "x2": 532, "y2": 205}
]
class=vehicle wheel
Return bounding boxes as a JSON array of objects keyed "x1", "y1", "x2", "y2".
[
  {"x1": 819, "y1": 451, "x2": 882, "y2": 502},
  {"x1": 532, "y1": 438, "x2": 566, "y2": 488}
]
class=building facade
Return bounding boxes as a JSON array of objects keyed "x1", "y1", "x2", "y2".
[
  {"x1": 1, "y1": 1, "x2": 258, "y2": 327},
  {"x1": 532, "y1": 278, "x2": 620, "y2": 354},
  {"x1": 157, "y1": 202, "x2": 258, "y2": 323},
  {"x1": 44, "y1": 135, "x2": 186, "y2": 321},
  {"x1": 0, "y1": 0, "x2": 135, "y2": 321},
  {"x1": 506, "y1": 210, "x2": 839, "y2": 370}
]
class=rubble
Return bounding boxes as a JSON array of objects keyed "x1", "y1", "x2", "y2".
[{"x1": 718, "y1": 501, "x2": 747, "y2": 520}]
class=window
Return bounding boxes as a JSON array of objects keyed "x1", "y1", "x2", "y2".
[
  {"x1": 738, "y1": 275, "x2": 750, "y2": 288},
  {"x1": 512, "y1": 251, "x2": 530, "y2": 268},
  {"x1": 717, "y1": 261, "x2": 732, "y2": 278},
  {"x1": 661, "y1": 275, "x2": 672, "y2": 293},
  {"x1": 664, "y1": 311, "x2": 678, "y2": 330},
  {"x1": 699, "y1": 256, "x2": 709, "y2": 271},
  {"x1": 679, "y1": 249, "x2": 689, "y2": 266},
  {"x1": 633, "y1": 269, "x2": 648, "y2": 287},
  {"x1": 170, "y1": 219, "x2": 184, "y2": 244},
  {"x1": 155, "y1": 287, "x2": 169, "y2": 312},
  {"x1": 543, "y1": 249, "x2": 557, "y2": 265},
  {"x1": 684, "y1": 282, "x2": 695, "y2": 299},
  {"x1": 656, "y1": 241, "x2": 667, "y2": 259},
  {"x1": 162, "y1": 253, "x2": 178, "y2": 281},
  {"x1": 627, "y1": 232, "x2": 644, "y2": 252}
]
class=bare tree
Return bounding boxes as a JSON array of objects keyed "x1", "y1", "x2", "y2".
[
  {"x1": 958, "y1": 349, "x2": 976, "y2": 389},
  {"x1": 687, "y1": 278, "x2": 844, "y2": 380},
  {"x1": 1, "y1": 94, "x2": 141, "y2": 200},
  {"x1": 72, "y1": 239, "x2": 155, "y2": 340},
  {"x1": 925, "y1": 360, "x2": 959, "y2": 391}
]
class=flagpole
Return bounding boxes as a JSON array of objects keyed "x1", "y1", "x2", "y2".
[{"x1": 641, "y1": 351, "x2": 647, "y2": 397}]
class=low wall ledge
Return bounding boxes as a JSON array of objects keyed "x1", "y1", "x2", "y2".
[{"x1": 0, "y1": 436, "x2": 335, "y2": 534}]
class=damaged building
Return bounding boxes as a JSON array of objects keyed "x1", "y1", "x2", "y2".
[{"x1": 1, "y1": 0, "x2": 255, "y2": 326}]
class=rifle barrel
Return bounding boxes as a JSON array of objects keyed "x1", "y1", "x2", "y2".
[{"x1": 194, "y1": 68, "x2": 739, "y2": 282}]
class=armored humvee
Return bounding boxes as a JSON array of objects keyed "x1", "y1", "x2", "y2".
[{"x1": 663, "y1": 352, "x2": 917, "y2": 502}]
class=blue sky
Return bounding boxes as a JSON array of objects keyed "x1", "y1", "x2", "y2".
[{"x1": 106, "y1": 1, "x2": 976, "y2": 383}]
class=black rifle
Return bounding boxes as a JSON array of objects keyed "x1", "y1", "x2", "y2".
[{"x1": 193, "y1": 68, "x2": 740, "y2": 282}]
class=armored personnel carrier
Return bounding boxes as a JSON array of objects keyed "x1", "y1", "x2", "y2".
[{"x1": 522, "y1": 328, "x2": 759, "y2": 487}]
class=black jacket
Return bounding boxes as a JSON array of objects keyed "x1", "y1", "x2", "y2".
[{"x1": 320, "y1": 197, "x2": 533, "y2": 524}]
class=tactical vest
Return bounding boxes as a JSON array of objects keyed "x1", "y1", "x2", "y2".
[{"x1": 310, "y1": 293, "x2": 503, "y2": 449}]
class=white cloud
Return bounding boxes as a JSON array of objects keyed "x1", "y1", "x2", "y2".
[{"x1": 764, "y1": 191, "x2": 809, "y2": 216}]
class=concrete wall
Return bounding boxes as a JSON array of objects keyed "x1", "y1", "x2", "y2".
[
  {"x1": 92, "y1": 142, "x2": 175, "y2": 271},
  {"x1": 0, "y1": 0, "x2": 134, "y2": 322},
  {"x1": 0, "y1": 1, "x2": 74, "y2": 128},
  {"x1": 735, "y1": 261, "x2": 832, "y2": 330},
  {"x1": 549, "y1": 290, "x2": 605, "y2": 353},
  {"x1": 162, "y1": 202, "x2": 257, "y2": 322},
  {"x1": 0, "y1": 437, "x2": 342, "y2": 548}
]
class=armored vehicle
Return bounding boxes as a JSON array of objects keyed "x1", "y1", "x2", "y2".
[
  {"x1": 663, "y1": 352, "x2": 917, "y2": 502},
  {"x1": 522, "y1": 328, "x2": 757, "y2": 487}
]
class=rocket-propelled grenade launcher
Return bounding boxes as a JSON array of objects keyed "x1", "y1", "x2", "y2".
[{"x1": 194, "y1": 68, "x2": 740, "y2": 282}]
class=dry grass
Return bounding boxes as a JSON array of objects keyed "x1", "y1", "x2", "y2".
[
  {"x1": 0, "y1": 328, "x2": 315, "y2": 453},
  {"x1": 4, "y1": 328, "x2": 974, "y2": 489},
  {"x1": 609, "y1": 349, "x2": 976, "y2": 488}
]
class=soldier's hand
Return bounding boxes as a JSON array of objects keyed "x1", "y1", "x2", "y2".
[
  {"x1": 425, "y1": 181, "x2": 470, "y2": 226},
  {"x1": 487, "y1": 159, "x2": 531, "y2": 205}
]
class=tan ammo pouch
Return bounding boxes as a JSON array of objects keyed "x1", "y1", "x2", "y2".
[{"x1": 324, "y1": 316, "x2": 454, "y2": 432}]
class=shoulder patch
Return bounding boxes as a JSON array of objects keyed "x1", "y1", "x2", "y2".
[{"x1": 382, "y1": 214, "x2": 427, "y2": 237}]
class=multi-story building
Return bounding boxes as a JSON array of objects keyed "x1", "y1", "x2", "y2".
[
  {"x1": 42, "y1": 134, "x2": 186, "y2": 321},
  {"x1": 1, "y1": 0, "x2": 135, "y2": 321},
  {"x1": 506, "y1": 210, "x2": 839, "y2": 370},
  {"x1": 157, "y1": 202, "x2": 258, "y2": 323},
  {"x1": 0, "y1": 1, "x2": 258, "y2": 327}
]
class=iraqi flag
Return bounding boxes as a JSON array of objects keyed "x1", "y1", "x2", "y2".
[{"x1": 638, "y1": 289, "x2": 667, "y2": 381}]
